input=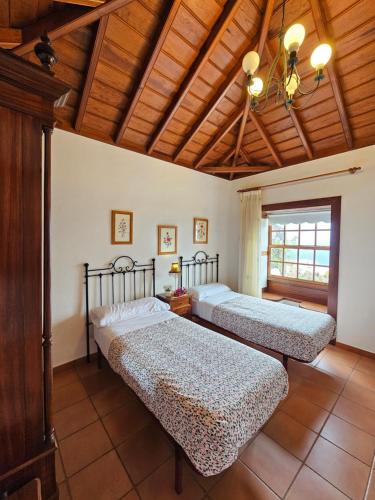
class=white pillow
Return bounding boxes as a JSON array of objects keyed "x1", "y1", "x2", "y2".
[
  {"x1": 188, "y1": 283, "x2": 231, "y2": 300},
  {"x1": 90, "y1": 297, "x2": 170, "y2": 327}
]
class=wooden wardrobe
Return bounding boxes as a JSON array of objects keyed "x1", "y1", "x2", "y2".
[{"x1": 0, "y1": 49, "x2": 69, "y2": 498}]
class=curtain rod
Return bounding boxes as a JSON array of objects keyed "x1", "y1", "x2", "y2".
[{"x1": 237, "y1": 166, "x2": 362, "y2": 193}]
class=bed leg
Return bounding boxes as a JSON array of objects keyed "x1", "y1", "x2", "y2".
[
  {"x1": 282, "y1": 354, "x2": 288, "y2": 370},
  {"x1": 174, "y1": 443, "x2": 183, "y2": 495},
  {"x1": 96, "y1": 343, "x2": 103, "y2": 370},
  {"x1": 330, "y1": 338, "x2": 337, "y2": 346}
]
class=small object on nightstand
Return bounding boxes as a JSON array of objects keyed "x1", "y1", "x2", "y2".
[
  {"x1": 169, "y1": 261, "x2": 181, "y2": 291},
  {"x1": 156, "y1": 292, "x2": 192, "y2": 319}
]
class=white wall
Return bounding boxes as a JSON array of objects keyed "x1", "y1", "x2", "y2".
[
  {"x1": 52, "y1": 130, "x2": 375, "y2": 365},
  {"x1": 51, "y1": 130, "x2": 237, "y2": 366},
  {"x1": 232, "y1": 145, "x2": 375, "y2": 354}
]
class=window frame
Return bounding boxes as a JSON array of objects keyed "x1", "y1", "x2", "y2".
[
  {"x1": 262, "y1": 197, "x2": 341, "y2": 319},
  {"x1": 267, "y1": 223, "x2": 330, "y2": 286}
]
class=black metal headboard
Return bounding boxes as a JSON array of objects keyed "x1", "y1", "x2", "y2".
[
  {"x1": 179, "y1": 251, "x2": 219, "y2": 288},
  {"x1": 84, "y1": 256, "x2": 155, "y2": 361}
]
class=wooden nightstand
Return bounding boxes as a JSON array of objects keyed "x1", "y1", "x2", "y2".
[{"x1": 156, "y1": 293, "x2": 192, "y2": 318}]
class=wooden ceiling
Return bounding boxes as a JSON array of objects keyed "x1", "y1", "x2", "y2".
[{"x1": 3, "y1": 0, "x2": 375, "y2": 179}]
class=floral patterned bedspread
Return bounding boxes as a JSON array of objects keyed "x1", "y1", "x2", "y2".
[
  {"x1": 107, "y1": 316, "x2": 288, "y2": 476},
  {"x1": 211, "y1": 295, "x2": 336, "y2": 362}
]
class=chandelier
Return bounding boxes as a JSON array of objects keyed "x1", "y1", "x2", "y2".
[{"x1": 242, "y1": 0, "x2": 332, "y2": 112}]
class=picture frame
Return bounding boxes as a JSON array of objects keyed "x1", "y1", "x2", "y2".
[
  {"x1": 158, "y1": 225, "x2": 177, "y2": 255},
  {"x1": 193, "y1": 218, "x2": 208, "y2": 244},
  {"x1": 111, "y1": 210, "x2": 133, "y2": 244}
]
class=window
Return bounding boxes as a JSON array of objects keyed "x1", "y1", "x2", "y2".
[{"x1": 268, "y1": 221, "x2": 331, "y2": 284}]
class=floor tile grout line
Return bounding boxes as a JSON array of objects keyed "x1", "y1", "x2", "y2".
[
  {"x1": 60, "y1": 364, "x2": 137, "y2": 498},
  {"x1": 78, "y1": 363, "x2": 187, "y2": 497},
  {"x1": 364, "y1": 455, "x2": 375, "y2": 499},
  {"x1": 54, "y1": 351, "x2": 375, "y2": 499},
  {"x1": 238, "y1": 457, "x2": 284, "y2": 499},
  {"x1": 76, "y1": 360, "x2": 207, "y2": 496}
]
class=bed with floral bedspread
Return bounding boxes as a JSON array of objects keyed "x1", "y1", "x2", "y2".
[
  {"x1": 107, "y1": 315, "x2": 288, "y2": 476},
  {"x1": 211, "y1": 294, "x2": 336, "y2": 363}
]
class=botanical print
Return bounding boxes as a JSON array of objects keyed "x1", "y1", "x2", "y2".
[
  {"x1": 158, "y1": 225, "x2": 177, "y2": 255},
  {"x1": 194, "y1": 218, "x2": 208, "y2": 244},
  {"x1": 112, "y1": 210, "x2": 133, "y2": 244}
]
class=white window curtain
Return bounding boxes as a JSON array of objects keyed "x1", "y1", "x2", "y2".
[{"x1": 239, "y1": 190, "x2": 262, "y2": 297}]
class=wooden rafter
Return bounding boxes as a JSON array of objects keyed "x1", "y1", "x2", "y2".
[
  {"x1": 230, "y1": 95, "x2": 250, "y2": 179},
  {"x1": 115, "y1": 0, "x2": 182, "y2": 145},
  {"x1": 249, "y1": 111, "x2": 282, "y2": 166},
  {"x1": 13, "y1": 0, "x2": 133, "y2": 56},
  {"x1": 310, "y1": 0, "x2": 353, "y2": 149},
  {"x1": 146, "y1": 0, "x2": 244, "y2": 154},
  {"x1": 201, "y1": 165, "x2": 272, "y2": 174},
  {"x1": 240, "y1": 147, "x2": 250, "y2": 163},
  {"x1": 229, "y1": 0, "x2": 274, "y2": 181},
  {"x1": 195, "y1": 108, "x2": 244, "y2": 168},
  {"x1": 0, "y1": 27, "x2": 22, "y2": 48},
  {"x1": 264, "y1": 43, "x2": 313, "y2": 160},
  {"x1": 75, "y1": 15, "x2": 108, "y2": 131},
  {"x1": 54, "y1": 0, "x2": 106, "y2": 6},
  {"x1": 174, "y1": 0, "x2": 276, "y2": 163}
]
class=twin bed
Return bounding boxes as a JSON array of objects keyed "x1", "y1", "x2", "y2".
[{"x1": 83, "y1": 253, "x2": 335, "y2": 493}]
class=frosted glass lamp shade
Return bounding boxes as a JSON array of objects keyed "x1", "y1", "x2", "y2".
[
  {"x1": 242, "y1": 51, "x2": 260, "y2": 75},
  {"x1": 284, "y1": 24, "x2": 305, "y2": 52},
  {"x1": 310, "y1": 43, "x2": 332, "y2": 70},
  {"x1": 248, "y1": 77, "x2": 263, "y2": 97},
  {"x1": 285, "y1": 73, "x2": 300, "y2": 97}
]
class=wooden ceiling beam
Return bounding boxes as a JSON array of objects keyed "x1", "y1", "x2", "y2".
[
  {"x1": 201, "y1": 165, "x2": 272, "y2": 174},
  {"x1": 230, "y1": 95, "x2": 250, "y2": 179},
  {"x1": 249, "y1": 111, "x2": 282, "y2": 166},
  {"x1": 174, "y1": 0, "x2": 275, "y2": 163},
  {"x1": 146, "y1": 0, "x2": 244, "y2": 154},
  {"x1": 75, "y1": 15, "x2": 108, "y2": 131},
  {"x1": 54, "y1": 0, "x2": 105, "y2": 7},
  {"x1": 195, "y1": 108, "x2": 244, "y2": 169},
  {"x1": 115, "y1": 0, "x2": 182, "y2": 145},
  {"x1": 240, "y1": 147, "x2": 250, "y2": 163},
  {"x1": 0, "y1": 27, "x2": 22, "y2": 48},
  {"x1": 310, "y1": 0, "x2": 353, "y2": 149},
  {"x1": 264, "y1": 43, "x2": 313, "y2": 160},
  {"x1": 13, "y1": 0, "x2": 133, "y2": 56}
]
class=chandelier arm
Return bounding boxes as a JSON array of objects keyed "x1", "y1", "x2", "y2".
[
  {"x1": 291, "y1": 84, "x2": 321, "y2": 109},
  {"x1": 297, "y1": 77, "x2": 321, "y2": 96}
]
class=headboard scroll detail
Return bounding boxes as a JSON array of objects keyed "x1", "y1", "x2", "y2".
[{"x1": 179, "y1": 252, "x2": 219, "y2": 288}]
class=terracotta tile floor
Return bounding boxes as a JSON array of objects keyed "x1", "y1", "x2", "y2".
[{"x1": 54, "y1": 344, "x2": 375, "y2": 500}]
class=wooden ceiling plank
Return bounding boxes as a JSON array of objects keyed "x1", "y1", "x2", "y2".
[
  {"x1": 13, "y1": 0, "x2": 133, "y2": 56},
  {"x1": 249, "y1": 110, "x2": 282, "y2": 166},
  {"x1": 310, "y1": 0, "x2": 353, "y2": 149},
  {"x1": 115, "y1": 0, "x2": 182, "y2": 145},
  {"x1": 195, "y1": 108, "x2": 244, "y2": 168},
  {"x1": 201, "y1": 164, "x2": 272, "y2": 173},
  {"x1": 0, "y1": 27, "x2": 22, "y2": 48},
  {"x1": 174, "y1": 0, "x2": 276, "y2": 162},
  {"x1": 146, "y1": 0, "x2": 244, "y2": 154},
  {"x1": 75, "y1": 15, "x2": 108, "y2": 132}
]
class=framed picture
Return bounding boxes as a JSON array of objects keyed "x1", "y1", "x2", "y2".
[
  {"x1": 158, "y1": 225, "x2": 177, "y2": 255},
  {"x1": 111, "y1": 210, "x2": 133, "y2": 244},
  {"x1": 193, "y1": 218, "x2": 208, "y2": 244}
]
